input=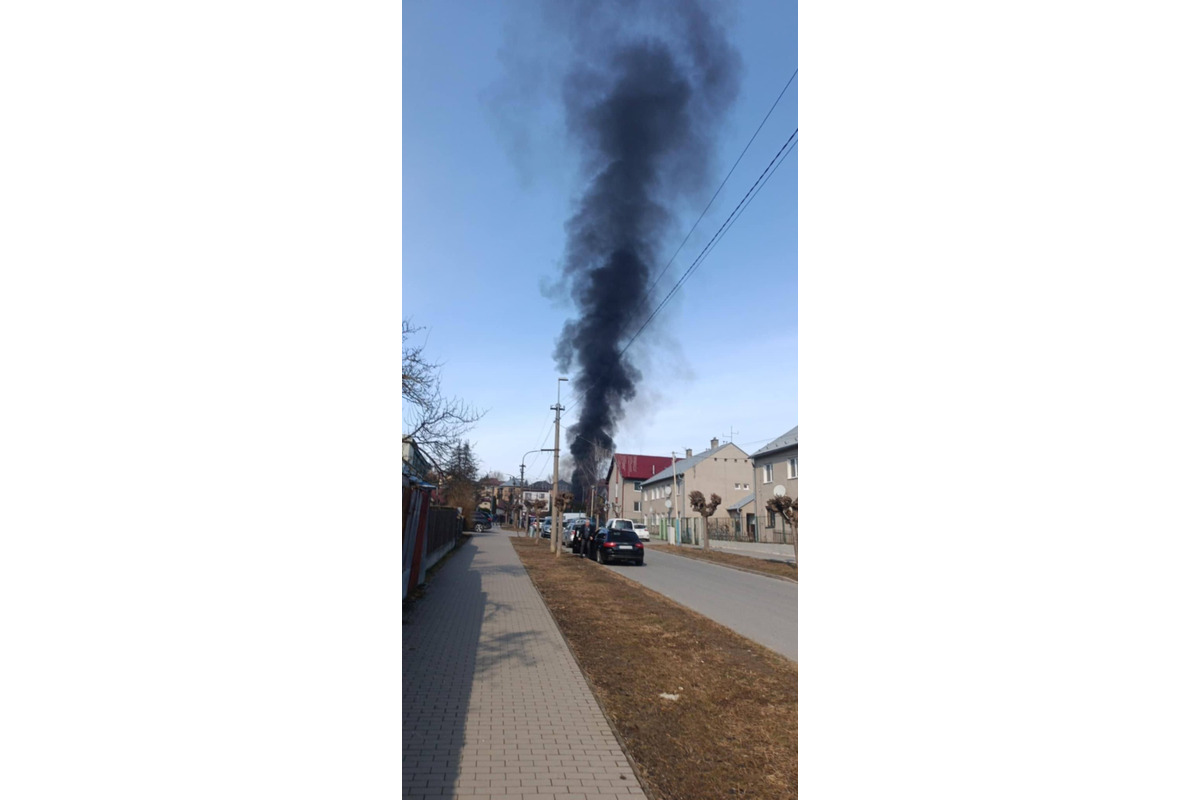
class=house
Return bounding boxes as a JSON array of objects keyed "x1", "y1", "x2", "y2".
[
  {"x1": 604, "y1": 453, "x2": 675, "y2": 522},
  {"x1": 750, "y1": 426, "x2": 798, "y2": 544},
  {"x1": 497, "y1": 479, "x2": 521, "y2": 502},
  {"x1": 478, "y1": 476, "x2": 502, "y2": 511},
  {"x1": 640, "y1": 439, "x2": 754, "y2": 543}
]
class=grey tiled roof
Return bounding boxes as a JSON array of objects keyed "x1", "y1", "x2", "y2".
[
  {"x1": 751, "y1": 426, "x2": 798, "y2": 458},
  {"x1": 727, "y1": 493, "x2": 756, "y2": 511},
  {"x1": 644, "y1": 442, "x2": 747, "y2": 484}
]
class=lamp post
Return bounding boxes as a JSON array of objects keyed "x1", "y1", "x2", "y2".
[
  {"x1": 552, "y1": 377, "x2": 568, "y2": 556},
  {"x1": 519, "y1": 448, "x2": 540, "y2": 535}
]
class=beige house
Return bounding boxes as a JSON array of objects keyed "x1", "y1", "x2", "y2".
[
  {"x1": 604, "y1": 453, "x2": 675, "y2": 522},
  {"x1": 640, "y1": 438, "x2": 754, "y2": 543},
  {"x1": 750, "y1": 426, "x2": 798, "y2": 544}
]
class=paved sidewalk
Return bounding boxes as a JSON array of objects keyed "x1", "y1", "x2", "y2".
[
  {"x1": 645, "y1": 538, "x2": 796, "y2": 563},
  {"x1": 403, "y1": 528, "x2": 647, "y2": 800}
]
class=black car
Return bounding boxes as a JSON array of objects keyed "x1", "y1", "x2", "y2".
[
  {"x1": 470, "y1": 511, "x2": 492, "y2": 532},
  {"x1": 588, "y1": 528, "x2": 645, "y2": 565}
]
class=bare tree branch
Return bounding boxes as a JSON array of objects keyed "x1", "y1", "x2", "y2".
[{"x1": 403, "y1": 318, "x2": 486, "y2": 463}]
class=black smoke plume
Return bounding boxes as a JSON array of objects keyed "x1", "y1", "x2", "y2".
[{"x1": 551, "y1": 0, "x2": 741, "y2": 500}]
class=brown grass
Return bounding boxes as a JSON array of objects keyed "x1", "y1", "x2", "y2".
[
  {"x1": 653, "y1": 544, "x2": 798, "y2": 581},
  {"x1": 512, "y1": 538, "x2": 797, "y2": 800}
]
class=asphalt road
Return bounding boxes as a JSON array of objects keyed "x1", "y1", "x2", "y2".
[{"x1": 595, "y1": 547, "x2": 797, "y2": 661}]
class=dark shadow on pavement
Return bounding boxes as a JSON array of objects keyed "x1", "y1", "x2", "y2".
[{"x1": 401, "y1": 531, "x2": 547, "y2": 796}]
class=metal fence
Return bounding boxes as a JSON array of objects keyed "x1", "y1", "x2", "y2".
[
  {"x1": 425, "y1": 506, "x2": 460, "y2": 556},
  {"x1": 654, "y1": 516, "x2": 794, "y2": 545}
]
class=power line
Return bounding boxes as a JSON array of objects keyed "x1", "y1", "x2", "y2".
[
  {"x1": 619, "y1": 127, "x2": 798, "y2": 353},
  {"x1": 560, "y1": 128, "x2": 797, "y2": 419},
  {"x1": 637, "y1": 68, "x2": 798, "y2": 317},
  {"x1": 558, "y1": 69, "x2": 798, "y2": 421}
]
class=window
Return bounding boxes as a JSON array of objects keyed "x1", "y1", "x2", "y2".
[
  {"x1": 787, "y1": 457, "x2": 796, "y2": 480},
  {"x1": 763, "y1": 464, "x2": 774, "y2": 483},
  {"x1": 767, "y1": 510, "x2": 776, "y2": 528},
  {"x1": 633, "y1": 481, "x2": 642, "y2": 492},
  {"x1": 633, "y1": 501, "x2": 640, "y2": 512}
]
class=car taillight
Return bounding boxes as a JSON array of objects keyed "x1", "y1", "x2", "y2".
[
  {"x1": 603, "y1": 541, "x2": 616, "y2": 548},
  {"x1": 634, "y1": 542, "x2": 644, "y2": 549}
]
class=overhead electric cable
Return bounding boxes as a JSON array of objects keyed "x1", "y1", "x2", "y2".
[
  {"x1": 619, "y1": 127, "x2": 798, "y2": 353},
  {"x1": 637, "y1": 68, "x2": 798, "y2": 313},
  {"x1": 560, "y1": 68, "x2": 798, "y2": 419}
]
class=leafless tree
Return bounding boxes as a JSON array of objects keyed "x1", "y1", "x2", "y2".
[
  {"x1": 765, "y1": 494, "x2": 799, "y2": 560},
  {"x1": 689, "y1": 491, "x2": 722, "y2": 552},
  {"x1": 403, "y1": 319, "x2": 485, "y2": 465}
]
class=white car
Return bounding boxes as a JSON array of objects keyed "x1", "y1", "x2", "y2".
[{"x1": 632, "y1": 522, "x2": 649, "y2": 542}]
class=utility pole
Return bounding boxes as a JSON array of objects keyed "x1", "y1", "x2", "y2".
[
  {"x1": 552, "y1": 377, "x2": 568, "y2": 556},
  {"x1": 670, "y1": 452, "x2": 679, "y2": 546}
]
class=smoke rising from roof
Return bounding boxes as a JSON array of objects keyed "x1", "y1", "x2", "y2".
[{"x1": 551, "y1": 0, "x2": 741, "y2": 499}]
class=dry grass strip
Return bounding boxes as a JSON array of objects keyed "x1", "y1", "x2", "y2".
[
  {"x1": 653, "y1": 544, "x2": 797, "y2": 581},
  {"x1": 512, "y1": 538, "x2": 797, "y2": 800}
]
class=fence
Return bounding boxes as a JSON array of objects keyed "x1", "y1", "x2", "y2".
[
  {"x1": 402, "y1": 495, "x2": 465, "y2": 600},
  {"x1": 654, "y1": 516, "x2": 794, "y2": 546},
  {"x1": 424, "y1": 507, "x2": 460, "y2": 566}
]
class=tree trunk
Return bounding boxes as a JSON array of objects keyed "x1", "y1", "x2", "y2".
[{"x1": 701, "y1": 514, "x2": 710, "y2": 551}]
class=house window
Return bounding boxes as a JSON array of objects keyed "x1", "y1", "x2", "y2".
[
  {"x1": 763, "y1": 463, "x2": 774, "y2": 483},
  {"x1": 767, "y1": 510, "x2": 776, "y2": 528},
  {"x1": 787, "y1": 457, "x2": 796, "y2": 480},
  {"x1": 633, "y1": 501, "x2": 641, "y2": 512},
  {"x1": 634, "y1": 481, "x2": 642, "y2": 492}
]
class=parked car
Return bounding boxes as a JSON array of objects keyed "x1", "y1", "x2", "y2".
[
  {"x1": 471, "y1": 511, "x2": 493, "y2": 532},
  {"x1": 540, "y1": 517, "x2": 552, "y2": 538},
  {"x1": 588, "y1": 528, "x2": 645, "y2": 565},
  {"x1": 604, "y1": 518, "x2": 635, "y2": 532},
  {"x1": 632, "y1": 522, "x2": 649, "y2": 541},
  {"x1": 563, "y1": 518, "x2": 588, "y2": 549}
]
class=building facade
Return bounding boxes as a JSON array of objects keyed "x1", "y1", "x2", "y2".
[
  {"x1": 604, "y1": 453, "x2": 675, "y2": 522},
  {"x1": 750, "y1": 426, "x2": 798, "y2": 544},
  {"x1": 641, "y1": 439, "x2": 754, "y2": 539}
]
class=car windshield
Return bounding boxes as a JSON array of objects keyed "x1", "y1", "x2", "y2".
[{"x1": 609, "y1": 531, "x2": 640, "y2": 543}]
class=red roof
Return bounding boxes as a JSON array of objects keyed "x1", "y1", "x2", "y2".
[{"x1": 611, "y1": 453, "x2": 675, "y2": 481}]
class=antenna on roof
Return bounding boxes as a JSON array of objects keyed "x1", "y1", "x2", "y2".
[{"x1": 725, "y1": 425, "x2": 738, "y2": 444}]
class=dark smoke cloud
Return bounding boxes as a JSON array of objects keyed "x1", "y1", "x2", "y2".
[{"x1": 550, "y1": 0, "x2": 741, "y2": 499}]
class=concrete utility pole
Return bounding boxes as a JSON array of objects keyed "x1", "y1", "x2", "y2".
[
  {"x1": 670, "y1": 452, "x2": 679, "y2": 546},
  {"x1": 552, "y1": 377, "x2": 568, "y2": 556}
]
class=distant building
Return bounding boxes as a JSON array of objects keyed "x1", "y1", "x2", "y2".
[
  {"x1": 604, "y1": 453, "x2": 675, "y2": 522},
  {"x1": 641, "y1": 439, "x2": 754, "y2": 542}
]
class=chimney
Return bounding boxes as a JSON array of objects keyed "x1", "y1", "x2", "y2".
[
  {"x1": 711, "y1": 437, "x2": 719, "y2": 450},
  {"x1": 685, "y1": 448, "x2": 692, "y2": 458}
]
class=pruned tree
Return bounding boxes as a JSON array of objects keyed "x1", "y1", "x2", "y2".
[
  {"x1": 689, "y1": 491, "x2": 722, "y2": 552},
  {"x1": 551, "y1": 490, "x2": 574, "y2": 554},
  {"x1": 529, "y1": 498, "x2": 548, "y2": 521},
  {"x1": 403, "y1": 319, "x2": 485, "y2": 466},
  {"x1": 765, "y1": 494, "x2": 799, "y2": 560}
]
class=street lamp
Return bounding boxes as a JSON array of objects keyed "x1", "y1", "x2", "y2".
[{"x1": 552, "y1": 377, "x2": 568, "y2": 556}]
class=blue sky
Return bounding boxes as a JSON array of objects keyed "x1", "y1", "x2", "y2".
[{"x1": 403, "y1": 1, "x2": 798, "y2": 481}]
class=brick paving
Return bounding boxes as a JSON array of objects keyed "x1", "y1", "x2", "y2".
[{"x1": 403, "y1": 529, "x2": 647, "y2": 800}]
